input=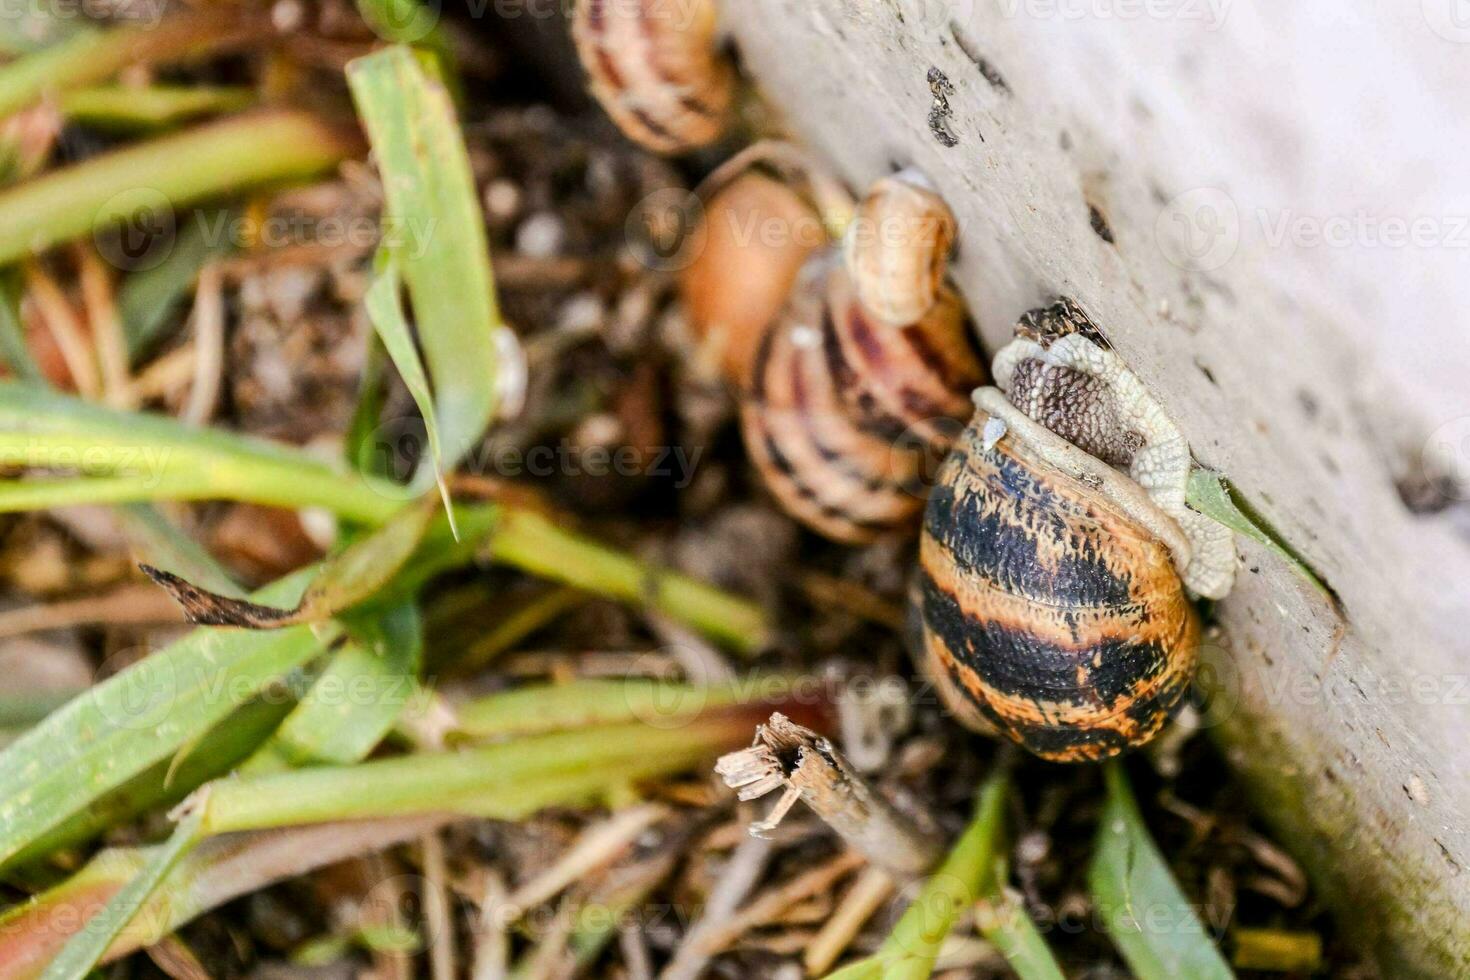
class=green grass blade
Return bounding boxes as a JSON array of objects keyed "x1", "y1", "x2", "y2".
[
  {"x1": 1186, "y1": 469, "x2": 1329, "y2": 593},
  {"x1": 0, "y1": 10, "x2": 262, "y2": 117},
  {"x1": 0, "y1": 110, "x2": 355, "y2": 265},
  {"x1": 114, "y1": 503, "x2": 246, "y2": 598},
  {"x1": 1089, "y1": 762, "x2": 1235, "y2": 980},
  {"x1": 118, "y1": 209, "x2": 236, "y2": 362},
  {"x1": 0, "y1": 387, "x2": 767, "y2": 648},
  {"x1": 59, "y1": 85, "x2": 255, "y2": 132},
  {"x1": 452, "y1": 676, "x2": 805, "y2": 740},
  {"x1": 826, "y1": 771, "x2": 1010, "y2": 980},
  {"x1": 0, "y1": 270, "x2": 41, "y2": 382},
  {"x1": 141, "y1": 498, "x2": 434, "y2": 627},
  {"x1": 363, "y1": 254, "x2": 455, "y2": 524},
  {"x1": 0, "y1": 381, "x2": 402, "y2": 523},
  {"x1": 244, "y1": 601, "x2": 423, "y2": 771},
  {"x1": 0, "y1": 569, "x2": 336, "y2": 871},
  {"x1": 192, "y1": 704, "x2": 807, "y2": 834},
  {"x1": 8, "y1": 697, "x2": 292, "y2": 870},
  {"x1": 347, "y1": 46, "x2": 502, "y2": 470},
  {"x1": 39, "y1": 807, "x2": 204, "y2": 980},
  {"x1": 975, "y1": 884, "x2": 1067, "y2": 980}
]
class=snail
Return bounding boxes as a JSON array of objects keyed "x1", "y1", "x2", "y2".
[
  {"x1": 842, "y1": 173, "x2": 958, "y2": 328},
  {"x1": 910, "y1": 299, "x2": 1237, "y2": 762},
  {"x1": 571, "y1": 0, "x2": 736, "y2": 154},
  {"x1": 682, "y1": 165, "x2": 986, "y2": 543}
]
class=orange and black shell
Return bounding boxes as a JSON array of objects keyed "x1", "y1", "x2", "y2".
[
  {"x1": 571, "y1": 0, "x2": 735, "y2": 154},
  {"x1": 912, "y1": 410, "x2": 1200, "y2": 762},
  {"x1": 738, "y1": 261, "x2": 984, "y2": 544}
]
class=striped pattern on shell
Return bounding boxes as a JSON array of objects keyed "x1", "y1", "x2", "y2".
[
  {"x1": 739, "y1": 259, "x2": 985, "y2": 544},
  {"x1": 571, "y1": 0, "x2": 735, "y2": 153},
  {"x1": 913, "y1": 410, "x2": 1200, "y2": 762}
]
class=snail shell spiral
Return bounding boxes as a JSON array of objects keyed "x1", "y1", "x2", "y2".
[
  {"x1": 571, "y1": 0, "x2": 736, "y2": 154},
  {"x1": 911, "y1": 299, "x2": 1236, "y2": 761},
  {"x1": 739, "y1": 255, "x2": 983, "y2": 543}
]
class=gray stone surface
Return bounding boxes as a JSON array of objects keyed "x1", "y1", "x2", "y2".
[{"x1": 722, "y1": 2, "x2": 1470, "y2": 974}]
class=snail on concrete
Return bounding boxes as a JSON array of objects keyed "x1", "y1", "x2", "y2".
[
  {"x1": 910, "y1": 299, "x2": 1236, "y2": 762},
  {"x1": 570, "y1": 0, "x2": 736, "y2": 153},
  {"x1": 682, "y1": 164, "x2": 985, "y2": 543}
]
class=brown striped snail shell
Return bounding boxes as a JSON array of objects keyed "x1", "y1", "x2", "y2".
[
  {"x1": 911, "y1": 299, "x2": 1236, "y2": 762},
  {"x1": 571, "y1": 0, "x2": 736, "y2": 154},
  {"x1": 739, "y1": 254, "x2": 984, "y2": 544},
  {"x1": 681, "y1": 171, "x2": 826, "y2": 381},
  {"x1": 842, "y1": 171, "x2": 958, "y2": 328},
  {"x1": 679, "y1": 166, "x2": 985, "y2": 542}
]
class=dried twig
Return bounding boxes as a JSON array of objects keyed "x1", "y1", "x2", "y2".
[
  {"x1": 803, "y1": 864, "x2": 897, "y2": 976},
  {"x1": 181, "y1": 262, "x2": 224, "y2": 426},
  {"x1": 716, "y1": 713, "x2": 942, "y2": 878},
  {"x1": 422, "y1": 831, "x2": 457, "y2": 980},
  {"x1": 495, "y1": 804, "x2": 669, "y2": 921},
  {"x1": 659, "y1": 827, "x2": 775, "y2": 980},
  {"x1": 470, "y1": 868, "x2": 510, "y2": 980},
  {"x1": 24, "y1": 259, "x2": 99, "y2": 399},
  {"x1": 74, "y1": 245, "x2": 135, "y2": 409},
  {"x1": 0, "y1": 582, "x2": 182, "y2": 639},
  {"x1": 681, "y1": 850, "x2": 866, "y2": 959}
]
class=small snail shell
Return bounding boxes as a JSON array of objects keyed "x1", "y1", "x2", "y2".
[
  {"x1": 739, "y1": 254, "x2": 984, "y2": 544},
  {"x1": 842, "y1": 172, "x2": 958, "y2": 328},
  {"x1": 571, "y1": 0, "x2": 735, "y2": 153},
  {"x1": 681, "y1": 172, "x2": 825, "y2": 381},
  {"x1": 911, "y1": 299, "x2": 1236, "y2": 762}
]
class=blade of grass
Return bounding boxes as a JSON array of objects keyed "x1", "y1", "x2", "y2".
[
  {"x1": 347, "y1": 45, "x2": 503, "y2": 471},
  {"x1": 1088, "y1": 761, "x2": 1235, "y2": 980},
  {"x1": 8, "y1": 696, "x2": 293, "y2": 870},
  {"x1": 141, "y1": 498, "x2": 435, "y2": 627},
  {"x1": 0, "y1": 386, "x2": 768, "y2": 649},
  {"x1": 59, "y1": 85, "x2": 255, "y2": 132},
  {"x1": 452, "y1": 675, "x2": 810, "y2": 740},
  {"x1": 39, "y1": 805, "x2": 204, "y2": 980},
  {"x1": 118, "y1": 209, "x2": 236, "y2": 362},
  {"x1": 1186, "y1": 469, "x2": 1330, "y2": 594},
  {"x1": 0, "y1": 380, "x2": 403, "y2": 522},
  {"x1": 482, "y1": 507, "x2": 769, "y2": 652},
  {"x1": 974, "y1": 880, "x2": 1067, "y2": 980},
  {"x1": 0, "y1": 10, "x2": 267, "y2": 118},
  {"x1": 824, "y1": 771, "x2": 1010, "y2": 980},
  {"x1": 242, "y1": 601, "x2": 423, "y2": 772},
  {"x1": 0, "y1": 567, "x2": 336, "y2": 871},
  {"x1": 0, "y1": 816, "x2": 448, "y2": 979},
  {"x1": 114, "y1": 502, "x2": 246, "y2": 598},
  {"x1": 346, "y1": 334, "x2": 391, "y2": 477},
  {"x1": 0, "y1": 110, "x2": 358, "y2": 265},
  {"x1": 363, "y1": 254, "x2": 455, "y2": 527},
  {"x1": 0, "y1": 269, "x2": 42, "y2": 382}
]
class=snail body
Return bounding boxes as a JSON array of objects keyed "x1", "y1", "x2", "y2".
[
  {"x1": 571, "y1": 0, "x2": 735, "y2": 153},
  {"x1": 911, "y1": 300, "x2": 1236, "y2": 762}
]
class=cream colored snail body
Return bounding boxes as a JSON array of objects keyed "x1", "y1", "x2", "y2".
[
  {"x1": 571, "y1": 0, "x2": 735, "y2": 153},
  {"x1": 910, "y1": 299, "x2": 1237, "y2": 762},
  {"x1": 683, "y1": 168, "x2": 985, "y2": 543}
]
